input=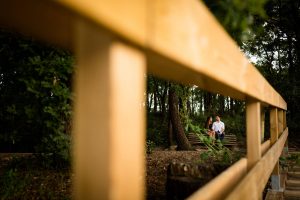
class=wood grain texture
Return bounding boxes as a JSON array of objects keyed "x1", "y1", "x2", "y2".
[
  {"x1": 56, "y1": 0, "x2": 147, "y2": 46},
  {"x1": 246, "y1": 100, "x2": 261, "y2": 170},
  {"x1": 0, "y1": 0, "x2": 289, "y2": 199},
  {"x1": 261, "y1": 140, "x2": 271, "y2": 156},
  {"x1": 270, "y1": 108, "x2": 279, "y2": 145},
  {"x1": 147, "y1": 0, "x2": 286, "y2": 110},
  {"x1": 187, "y1": 158, "x2": 247, "y2": 200},
  {"x1": 270, "y1": 108, "x2": 280, "y2": 175},
  {"x1": 225, "y1": 128, "x2": 288, "y2": 200},
  {"x1": 278, "y1": 110, "x2": 284, "y2": 135},
  {"x1": 283, "y1": 111, "x2": 287, "y2": 129},
  {"x1": 73, "y1": 20, "x2": 145, "y2": 199},
  {"x1": 261, "y1": 110, "x2": 265, "y2": 142},
  {"x1": 0, "y1": 0, "x2": 287, "y2": 110}
]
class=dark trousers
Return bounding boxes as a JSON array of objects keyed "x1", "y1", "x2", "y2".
[{"x1": 215, "y1": 131, "x2": 224, "y2": 141}]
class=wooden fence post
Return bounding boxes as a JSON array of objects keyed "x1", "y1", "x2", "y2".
[
  {"x1": 278, "y1": 110, "x2": 284, "y2": 136},
  {"x1": 246, "y1": 99, "x2": 261, "y2": 171},
  {"x1": 270, "y1": 107, "x2": 281, "y2": 191},
  {"x1": 283, "y1": 111, "x2": 287, "y2": 129},
  {"x1": 261, "y1": 107, "x2": 265, "y2": 143},
  {"x1": 73, "y1": 20, "x2": 146, "y2": 200},
  {"x1": 283, "y1": 111, "x2": 288, "y2": 155}
]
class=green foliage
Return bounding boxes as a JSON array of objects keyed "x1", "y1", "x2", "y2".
[
  {"x1": 222, "y1": 114, "x2": 246, "y2": 137},
  {"x1": 0, "y1": 30, "x2": 73, "y2": 167},
  {"x1": 187, "y1": 123, "x2": 205, "y2": 134},
  {"x1": 147, "y1": 113, "x2": 168, "y2": 146},
  {"x1": 0, "y1": 156, "x2": 71, "y2": 200},
  {"x1": 197, "y1": 133, "x2": 240, "y2": 165},
  {"x1": 35, "y1": 133, "x2": 71, "y2": 169},
  {"x1": 203, "y1": 0, "x2": 268, "y2": 44},
  {"x1": 286, "y1": 154, "x2": 300, "y2": 166},
  {"x1": 241, "y1": 0, "x2": 300, "y2": 136},
  {"x1": 146, "y1": 140, "x2": 155, "y2": 154},
  {"x1": 0, "y1": 168, "x2": 29, "y2": 199},
  {"x1": 199, "y1": 147, "x2": 235, "y2": 166},
  {"x1": 174, "y1": 84, "x2": 192, "y2": 130}
]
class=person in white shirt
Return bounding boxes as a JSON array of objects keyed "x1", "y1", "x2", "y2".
[{"x1": 212, "y1": 115, "x2": 225, "y2": 141}]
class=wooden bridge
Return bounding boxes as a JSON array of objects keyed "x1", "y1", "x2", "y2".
[{"x1": 0, "y1": 0, "x2": 288, "y2": 199}]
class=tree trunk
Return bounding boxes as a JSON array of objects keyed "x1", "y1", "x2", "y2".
[
  {"x1": 219, "y1": 95, "x2": 225, "y2": 115},
  {"x1": 148, "y1": 93, "x2": 153, "y2": 112},
  {"x1": 169, "y1": 87, "x2": 192, "y2": 150},
  {"x1": 204, "y1": 92, "x2": 213, "y2": 114},
  {"x1": 168, "y1": 119, "x2": 174, "y2": 146},
  {"x1": 230, "y1": 98, "x2": 234, "y2": 116},
  {"x1": 153, "y1": 92, "x2": 158, "y2": 113},
  {"x1": 161, "y1": 87, "x2": 167, "y2": 120}
]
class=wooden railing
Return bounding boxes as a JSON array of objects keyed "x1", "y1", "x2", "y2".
[{"x1": 0, "y1": 0, "x2": 287, "y2": 199}]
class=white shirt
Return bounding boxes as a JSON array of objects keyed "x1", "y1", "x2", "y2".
[{"x1": 212, "y1": 121, "x2": 225, "y2": 133}]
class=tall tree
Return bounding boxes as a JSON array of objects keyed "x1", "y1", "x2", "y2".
[
  {"x1": 168, "y1": 86, "x2": 191, "y2": 150},
  {"x1": 242, "y1": 0, "x2": 300, "y2": 134}
]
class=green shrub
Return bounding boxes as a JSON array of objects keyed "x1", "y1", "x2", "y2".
[
  {"x1": 196, "y1": 132, "x2": 241, "y2": 165},
  {"x1": 146, "y1": 140, "x2": 155, "y2": 154},
  {"x1": 0, "y1": 30, "x2": 73, "y2": 167},
  {"x1": 147, "y1": 113, "x2": 168, "y2": 146},
  {"x1": 0, "y1": 168, "x2": 29, "y2": 199},
  {"x1": 35, "y1": 133, "x2": 71, "y2": 169}
]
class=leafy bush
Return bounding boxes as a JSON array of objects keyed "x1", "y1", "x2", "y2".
[
  {"x1": 146, "y1": 140, "x2": 155, "y2": 154},
  {"x1": 0, "y1": 168, "x2": 29, "y2": 199},
  {"x1": 196, "y1": 132, "x2": 241, "y2": 165},
  {"x1": 0, "y1": 30, "x2": 73, "y2": 167},
  {"x1": 35, "y1": 133, "x2": 71, "y2": 169},
  {"x1": 147, "y1": 113, "x2": 168, "y2": 146}
]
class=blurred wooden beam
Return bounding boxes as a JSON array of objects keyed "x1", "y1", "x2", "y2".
[
  {"x1": 0, "y1": 0, "x2": 74, "y2": 50},
  {"x1": 73, "y1": 20, "x2": 146, "y2": 199}
]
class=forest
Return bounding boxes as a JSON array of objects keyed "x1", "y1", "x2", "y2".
[{"x1": 0, "y1": 0, "x2": 300, "y2": 199}]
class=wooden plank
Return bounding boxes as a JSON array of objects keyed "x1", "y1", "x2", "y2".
[
  {"x1": 0, "y1": 0, "x2": 287, "y2": 110},
  {"x1": 0, "y1": 0, "x2": 74, "y2": 50},
  {"x1": 225, "y1": 128, "x2": 288, "y2": 200},
  {"x1": 283, "y1": 110, "x2": 288, "y2": 156},
  {"x1": 56, "y1": 0, "x2": 146, "y2": 46},
  {"x1": 283, "y1": 111, "x2": 287, "y2": 129},
  {"x1": 187, "y1": 158, "x2": 247, "y2": 200},
  {"x1": 270, "y1": 108, "x2": 279, "y2": 175},
  {"x1": 261, "y1": 109, "x2": 265, "y2": 142},
  {"x1": 246, "y1": 100, "x2": 261, "y2": 170},
  {"x1": 270, "y1": 108, "x2": 279, "y2": 145},
  {"x1": 73, "y1": 20, "x2": 146, "y2": 199},
  {"x1": 284, "y1": 190, "x2": 300, "y2": 198},
  {"x1": 147, "y1": 0, "x2": 287, "y2": 110},
  {"x1": 278, "y1": 110, "x2": 284, "y2": 135},
  {"x1": 261, "y1": 140, "x2": 270, "y2": 156}
]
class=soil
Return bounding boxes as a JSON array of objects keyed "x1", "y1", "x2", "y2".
[
  {"x1": 0, "y1": 149, "x2": 233, "y2": 200},
  {"x1": 146, "y1": 149, "x2": 204, "y2": 200}
]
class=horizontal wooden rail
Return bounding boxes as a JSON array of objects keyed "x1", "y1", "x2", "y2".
[
  {"x1": 0, "y1": 0, "x2": 288, "y2": 199},
  {"x1": 261, "y1": 139, "x2": 271, "y2": 156},
  {"x1": 225, "y1": 128, "x2": 288, "y2": 199},
  {"x1": 0, "y1": 0, "x2": 287, "y2": 110},
  {"x1": 187, "y1": 158, "x2": 247, "y2": 200}
]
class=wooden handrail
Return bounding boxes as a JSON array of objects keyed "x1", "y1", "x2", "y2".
[
  {"x1": 0, "y1": 0, "x2": 286, "y2": 110},
  {"x1": 0, "y1": 0, "x2": 288, "y2": 199},
  {"x1": 261, "y1": 139, "x2": 271, "y2": 156},
  {"x1": 187, "y1": 158, "x2": 247, "y2": 200},
  {"x1": 225, "y1": 128, "x2": 288, "y2": 199}
]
